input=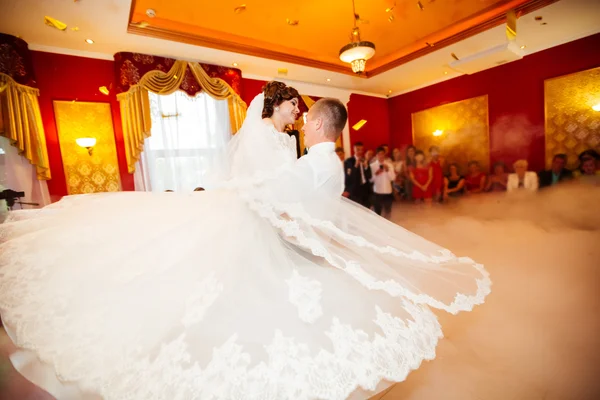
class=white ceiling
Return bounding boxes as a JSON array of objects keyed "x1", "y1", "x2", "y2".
[{"x1": 1, "y1": 0, "x2": 599, "y2": 98}]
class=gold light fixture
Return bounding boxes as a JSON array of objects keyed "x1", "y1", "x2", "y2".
[
  {"x1": 44, "y1": 16, "x2": 67, "y2": 31},
  {"x1": 339, "y1": 0, "x2": 375, "y2": 74},
  {"x1": 433, "y1": 129, "x2": 444, "y2": 137},
  {"x1": 352, "y1": 119, "x2": 367, "y2": 130},
  {"x1": 76, "y1": 137, "x2": 97, "y2": 155},
  {"x1": 99, "y1": 86, "x2": 109, "y2": 95},
  {"x1": 234, "y1": 4, "x2": 247, "y2": 14}
]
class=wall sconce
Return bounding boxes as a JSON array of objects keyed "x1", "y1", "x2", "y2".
[
  {"x1": 76, "y1": 137, "x2": 97, "y2": 155},
  {"x1": 99, "y1": 86, "x2": 110, "y2": 95},
  {"x1": 433, "y1": 129, "x2": 444, "y2": 137}
]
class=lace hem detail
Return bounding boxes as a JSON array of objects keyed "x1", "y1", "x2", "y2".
[
  {"x1": 66, "y1": 303, "x2": 441, "y2": 400},
  {"x1": 243, "y1": 194, "x2": 492, "y2": 315}
]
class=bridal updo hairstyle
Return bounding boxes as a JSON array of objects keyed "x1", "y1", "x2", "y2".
[{"x1": 262, "y1": 81, "x2": 299, "y2": 119}]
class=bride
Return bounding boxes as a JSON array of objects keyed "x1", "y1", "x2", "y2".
[{"x1": 0, "y1": 81, "x2": 491, "y2": 400}]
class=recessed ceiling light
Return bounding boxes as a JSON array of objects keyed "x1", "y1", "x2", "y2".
[
  {"x1": 234, "y1": 4, "x2": 247, "y2": 14},
  {"x1": 388, "y1": 90, "x2": 392, "y2": 94},
  {"x1": 520, "y1": 45, "x2": 526, "y2": 49},
  {"x1": 286, "y1": 18, "x2": 299, "y2": 26},
  {"x1": 232, "y1": 62, "x2": 238, "y2": 67},
  {"x1": 85, "y1": 39, "x2": 94, "y2": 44},
  {"x1": 146, "y1": 9, "x2": 156, "y2": 18},
  {"x1": 592, "y1": 103, "x2": 600, "y2": 112},
  {"x1": 326, "y1": 78, "x2": 331, "y2": 82},
  {"x1": 444, "y1": 71, "x2": 448, "y2": 75}
]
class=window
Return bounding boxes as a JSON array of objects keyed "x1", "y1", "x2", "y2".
[{"x1": 135, "y1": 91, "x2": 232, "y2": 192}]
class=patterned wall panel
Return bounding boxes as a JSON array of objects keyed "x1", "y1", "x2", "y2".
[
  {"x1": 54, "y1": 101, "x2": 122, "y2": 195},
  {"x1": 412, "y1": 95, "x2": 490, "y2": 172},
  {"x1": 544, "y1": 67, "x2": 600, "y2": 169}
]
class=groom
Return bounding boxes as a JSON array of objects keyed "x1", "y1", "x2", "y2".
[
  {"x1": 297, "y1": 98, "x2": 347, "y2": 195},
  {"x1": 263, "y1": 98, "x2": 347, "y2": 217}
]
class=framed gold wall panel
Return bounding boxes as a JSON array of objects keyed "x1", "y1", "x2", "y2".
[
  {"x1": 54, "y1": 101, "x2": 122, "y2": 195},
  {"x1": 412, "y1": 95, "x2": 490, "y2": 172},
  {"x1": 544, "y1": 67, "x2": 600, "y2": 170}
]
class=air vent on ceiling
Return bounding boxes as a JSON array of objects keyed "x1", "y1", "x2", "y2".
[{"x1": 449, "y1": 41, "x2": 524, "y2": 75}]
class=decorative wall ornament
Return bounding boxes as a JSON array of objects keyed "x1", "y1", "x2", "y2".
[
  {"x1": 54, "y1": 101, "x2": 122, "y2": 194},
  {"x1": 412, "y1": 95, "x2": 490, "y2": 172},
  {"x1": 544, "y1": 66, "x2": 600, "y2": 169}
]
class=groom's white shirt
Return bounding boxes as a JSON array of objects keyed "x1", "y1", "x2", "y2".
[
  {"x1": 297, "y1": 142, "x2": 344, "y2": 198},
  {"x1": 263, "y1": 141, "x2": 343, "y2": 220}
]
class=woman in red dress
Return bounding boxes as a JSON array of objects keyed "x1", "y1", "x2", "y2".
[
  {"x1": 410, "y1": 150, "x2": 433, "y2": 204},
  {"x1": 464, "y1": 160, "x2": 487, "y2": 195}
]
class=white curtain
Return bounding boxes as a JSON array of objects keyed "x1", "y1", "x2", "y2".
[
  {"x1": 0, "y1": 136, "x2": 50, "y2": 220},
  {"x1": 134, "y1": 90, "x2": 232, "y2": 192}
]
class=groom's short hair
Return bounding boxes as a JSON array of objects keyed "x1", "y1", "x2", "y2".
[{"x1": 311, "y1": 98, "x2": 347, "y2": 140}]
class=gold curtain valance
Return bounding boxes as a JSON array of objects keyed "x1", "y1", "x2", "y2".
[
  {"x1": 117, "y1": 60, "x2": 247, "y2": 173},
  {"x1": 0, "y1": 73, "x2": 51, "y2": 180}
]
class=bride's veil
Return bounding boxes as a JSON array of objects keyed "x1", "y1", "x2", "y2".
[{"x1": 206, "y1": 93, "x2": 278, "y2": 187}]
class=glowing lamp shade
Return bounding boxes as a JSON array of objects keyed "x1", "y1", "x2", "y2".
[
  {"x1": 592, "y1": 103, "x2": 600, "y2": 112},
  {"x1": 433, "y1": 129, "x2": 444, "y2": 137},
  {"x1": 339, "y1": 42, "x2": 375, "y2": 74},
  {"x1": 76, "y1": 137, "x2": 97, "y2": 155}
]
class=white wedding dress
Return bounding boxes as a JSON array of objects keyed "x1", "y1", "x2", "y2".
[{"x1": 0, "y1": 94, "x2": 491, "y2": 400}]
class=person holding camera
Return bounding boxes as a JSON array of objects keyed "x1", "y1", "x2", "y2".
[{"x1": 370, "y1": 146, "x2": 396, "y2": 219}]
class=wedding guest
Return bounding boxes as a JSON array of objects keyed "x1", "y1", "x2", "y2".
[
  {"x1": 370, "y1": 147, "x2": 396, "y2": 219},
  {"x1": 428, "y1": 146, "x2": 444, "y2": 202},
  {"x1": 538, "y1": 154, "x2": 572, "y2": 189},
  {"x1": 464, "y1": 160, "x2": 486, "y2": 195},
  {"x1": 507, "y1": 159, "x2": 538, "y2": 192},
  {"x1": 404, "y1": 145, "x2": 417, "y2": 200},
  {"x1": 410, "y1": 150, "x2": 433, "y2": 204},
  {"x1": 335, "y1": 147, "x2": 345, "y2": 162},
  {"x1": 391, "y1": 148, "x2": 405, "y2": 200},
  {"x1": 443, "y1": 163, "x2": 465, "y2": 200},
  {"x1": 343, "y1": 141, "x2": 372, "y2": 208},
  {"x1": 485, "y1": 161, "x2": 508, "y2": 192}
]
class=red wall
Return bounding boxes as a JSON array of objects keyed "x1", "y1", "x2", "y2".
[
  {"x1": 241, "y1": 78, "x2": 266, "y2": 106},
  {"x1": 388, "y1": 33, "x2": 600, "y2": 172},
  {"x1": 347, "y1": 94, "x2": 391, "y2": 151},
  {"x1": 31, "y1": 51, "x2": 134, "y2": 201}
]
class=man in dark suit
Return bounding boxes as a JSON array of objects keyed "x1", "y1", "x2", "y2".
[
  {"x1": 538, "y1": 153, "x2": 573, "y2": 189},
  {"x1": 343, "y1": 142, "x2": 372, "y2": 208}
]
